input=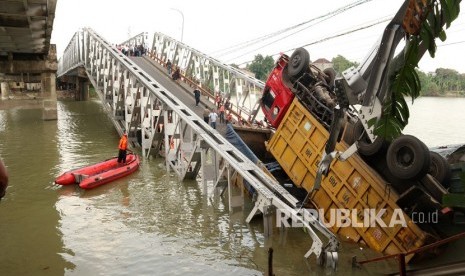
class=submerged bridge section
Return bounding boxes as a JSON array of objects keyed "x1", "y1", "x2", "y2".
[{"x1": 57, "y1": 28, "x2": 339, "y2": 267}]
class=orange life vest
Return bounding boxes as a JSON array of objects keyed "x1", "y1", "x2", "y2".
[{"x1": 119, "y1": 135, "x2": 128, "y2": 150}]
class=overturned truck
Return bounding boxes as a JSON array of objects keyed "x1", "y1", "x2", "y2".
[{"x1": 257, "y1": 0, "x2": 461, "y2": 262}]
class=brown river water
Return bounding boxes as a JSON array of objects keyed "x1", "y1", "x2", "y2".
[{"x1": 0, "y1": 97, "x2": 464, "y2": 275}]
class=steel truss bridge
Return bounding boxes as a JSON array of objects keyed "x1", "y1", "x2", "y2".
[{"x1": 57, "y1": 28, "x2": 339, "y2": 267}]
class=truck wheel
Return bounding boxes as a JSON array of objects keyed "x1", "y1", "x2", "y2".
[
  {"x1": 281, "y1": 66, "x2": 293, "y2": 90},
  {"x1": 287, "y1": 48, "x2": 310, "y2": 79},
  {"x1": 429, "y1": 151, "x2": 451, "y2": 188},
  {"x1": 386, "y1": 135, "x2": 430, "y2": 180},
  {"x1": 353, "y1": 120, "x2": 385, "y2": 156}
]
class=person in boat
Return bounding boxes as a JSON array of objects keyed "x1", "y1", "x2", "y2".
[
  {"x1": 117, "y1": 131, "x2": 128, "y2": 164},
  {"x1": 0, "y1": 158, "x2": 8, "y2": 199}
]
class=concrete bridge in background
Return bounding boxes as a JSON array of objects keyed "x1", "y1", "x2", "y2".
[{"x1": 0, "y1": 0, "x2": 58, "y2": 120}]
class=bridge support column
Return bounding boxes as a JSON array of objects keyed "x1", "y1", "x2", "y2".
[
  {"x1": 1, "y1": 82, "x2": 9, "y2": 100},
  {"x1": 82, "y1": 81, "x2": 89, "y2": 101},
  {"x1": 42, "y1": 72, "x2": 57, "y2": 120},
  {"x1": 75, "y1": 78, "x2": 89, "y2": 101}
]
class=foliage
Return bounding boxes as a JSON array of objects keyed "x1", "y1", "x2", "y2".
[
  {"x1": 330, "y1": 56, "x2": 464, "y2": 96},
  {"x1": 246, "y1": 54, "x2": 275, "y2": 81},
  {"x1": 373, "y1": 0, "x2": 462, "y2": 141},
  {"x1": 432, "y1": 67, "x2": 461, "y2": 93},
  {"x1": 331, "y1": 55, "x2": 359, "y2": 74}
]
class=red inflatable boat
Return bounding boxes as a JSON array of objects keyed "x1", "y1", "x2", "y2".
[{"x1": 55, "y1": 153, "x2": 140, "y2": 189}]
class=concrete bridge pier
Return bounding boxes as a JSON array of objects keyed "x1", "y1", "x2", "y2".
[
  {"x1": 1, "y1": 82, "x2": 9, "y2": 100},
  {"x1": 42, "y1": 71, "x2": 58, "y2": 120},
  {"x1": 75, "y1": 78, "x2": 90, "y2": 101}
]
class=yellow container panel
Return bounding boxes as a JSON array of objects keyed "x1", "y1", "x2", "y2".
[
  {"x1": 301, "y1": 141, "x2": 318, "y2": 165},
  {"x1": 326, "y1": 171, "x2": 344, "y2": 196},
  {"x1": 280, "y1": 123, "x2": 293, "y2": 138},
  {"x1": 337, "y1": 225, "x2": 361, "y2": 242},
  {"x1": 311, "y1": 188, "x2": 331, "y2": 210},
  {"x1": 289, "y1": 156, "x2": 306, "y2": 185},
  {"x1": 290, "y1": 128, "x2": 306, "y2": 153},
  {"x1": 367, "y1": 227, "x2": 389, "y2": 250},
  {"x1": 331, "y1": 154, "x2": 354, "y2": 183},
  {"x1": 281, "y1": 142, "x2": 297, "y2": 164},
  {"x1": 335, "y1": 186, "x2": 357, "y2": 209},
  {"x1": 266, "y1": 98, "x2": 427, "y2": 258},
  {"x1": 310, "y1": 125, "x2": 327, "y2": 150},
  {"x1": 348, "y1": 170, "x2": 369, "y2": 195}
]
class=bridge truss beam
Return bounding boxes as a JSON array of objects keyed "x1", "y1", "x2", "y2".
[
  {"x1": 150, "y1": 32, "x2": 266, "y2": 123},
  {"x1": 57, "y1": 28, "x2": 339, "y2": 264}
]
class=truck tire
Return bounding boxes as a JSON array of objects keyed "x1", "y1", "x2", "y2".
[
  {"x1": 386, "y1": 135, "x2": 431, "y2": 180},
  {"x1": 281, "y1": 66, "x2": 293, "y2": 90},
  {"x1": 287, "y1": 48, "x2": 310, "y2": 79},
  {"x1": 429, "y1": 151, "x2": 451, "y2": 188},
  {"x1": 353, "y1": 120, "x2": 385, "y2": 156}
]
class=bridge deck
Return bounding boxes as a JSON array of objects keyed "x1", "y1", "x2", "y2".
[{"x1": 130, "y1": 56, "x2": 229, "y2": 135}]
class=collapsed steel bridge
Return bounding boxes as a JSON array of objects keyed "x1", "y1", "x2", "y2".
[{"x1": 57, "y1": 28, "x2": 340, "y2": 267}]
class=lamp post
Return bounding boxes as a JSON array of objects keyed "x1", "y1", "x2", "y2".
[{"x1": 170, "y1": 8, "x2": 184, "y2": 42}]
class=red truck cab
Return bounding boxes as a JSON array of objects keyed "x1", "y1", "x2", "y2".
[{"x1": 260, "y1": 54, "x2": 295, "y2": 128}]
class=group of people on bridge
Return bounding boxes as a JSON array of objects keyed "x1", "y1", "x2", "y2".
[
  {"x1": 116, "y1": 44, "x2": 148, "y2": 57},
  {"x1": 166, "y1": 59, "x2": 181, "y2": 81},
  {"x1": 164, "y1": 58, "x2": 234, "y2": 130}
]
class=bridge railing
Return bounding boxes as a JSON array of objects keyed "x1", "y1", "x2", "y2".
[
  {"x1": 118, "y1": 32, "x2": 149, "y2": 49},
  {"x1": 56, "y1": 27, "x2": 339, "y2": 266},
  {"x1": 58, "y1": 30, "x2": 86, "y2": 77},
  {"x1": 149, "y1": 32, "x2": 266, "y2": 124}
]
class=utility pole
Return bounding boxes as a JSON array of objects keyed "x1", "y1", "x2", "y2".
[{"x1": 170, "y1": 8, "x2": 184, "y2": 42}]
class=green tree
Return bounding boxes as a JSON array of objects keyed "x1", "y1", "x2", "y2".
[
  {"x1": 459, "y1": 74, "x2": 465, "y2": 95},
  {"x1": 433, "y1": 68, "x2": 460, "y2": 94},
  {"x1": 246, "y1": 54, "x2": 275, "y2": 81},
  {"x1": 372, "y1": 0, "x2": 462, "y2": 141},
  {"x1": 331, "y1": 55, "x2": 359, "y2": 74},
  {"x1": 416, "y1": 69, "x2": 434, "y2": 96}
]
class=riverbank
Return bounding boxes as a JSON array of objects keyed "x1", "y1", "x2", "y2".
[{"x1": 0, "y1": 90, "x2": 75, "y2": 110}]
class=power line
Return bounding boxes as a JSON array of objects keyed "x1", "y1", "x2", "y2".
[
  {"x1": 285, "y1": 18, "x2": 391, "y2": 52},
  {"x1": 438, "y1": 40, "x2": 465, "y2": 47},
  {"x1": 234, "y1": 17, "x2": 390, "y2": 66},
  {"x1": 211, "y1": 0, "x2": 374, "y2": 58}
]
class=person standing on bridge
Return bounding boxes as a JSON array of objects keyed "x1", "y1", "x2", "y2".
[
  {"x1": 172, "y1": 67, "x2": 181, "y2": 81},
  {"x1": 117, "y1": 131, "x2": 128, "y2": 164},
  {"x1": 193, "y1": 88, "x2": 201, "y2": 106},
  {"x1": 203, "y1": 106, "x2": 210, "y2": 124},
  {"x1": 166, "y1": 59, "x2": 172, "y2": 75},
  {"x1": 219, "y1": 104, "x2": 225, "y2": 124},
  {"x1": 209, "y1": 109, "x2": 218, "y2": 129},
  {"x1": 224, "y1": 98, "x2": 231, "y2": 111},
  {"x1": 0, "y1": 158, "x2": 8, "y2": 199},
  {"x1": 226, "y1": 112, "x2": 233, "y2": 124}
]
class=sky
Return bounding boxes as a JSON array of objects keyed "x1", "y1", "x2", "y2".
[{"x1": 51, "y1": 0, "x2": 465, "y2": 74}]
